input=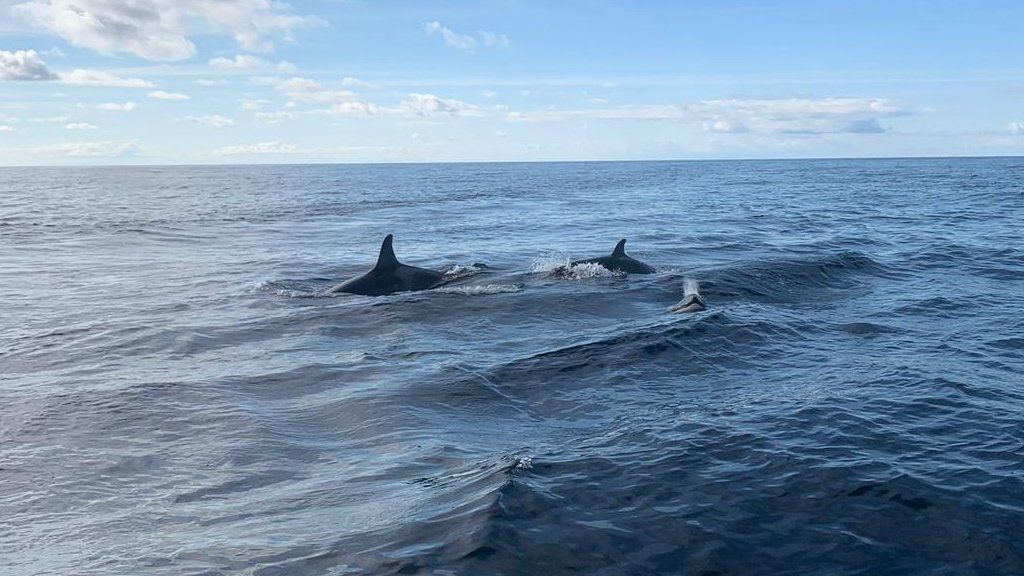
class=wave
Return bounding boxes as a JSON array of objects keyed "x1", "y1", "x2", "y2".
[
  {"x1": 246, "y1": 452, "x2": 531, "y2": 576},
  {"x1": 413, "y1": 311, "x2": 821, "y2": 415},
  {"x1": 693, "y1": 251, "x2": 885, "y2": 305}
]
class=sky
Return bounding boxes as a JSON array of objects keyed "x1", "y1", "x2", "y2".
[{"x1": 1, "y1": 0, "x2": 1023, "y2": 165}]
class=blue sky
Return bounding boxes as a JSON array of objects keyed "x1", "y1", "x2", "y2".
[{"x1": 1, "y1": 0, "x2": 1023, "y2": 165}]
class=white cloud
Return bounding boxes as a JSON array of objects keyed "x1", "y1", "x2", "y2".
[
  {"x1": 96, "y1": 101, "x2": 136, "y2": 111},
  {"x1": 252, "y1": 100, "x2": 380, "y2": 122},
  {"x1": 60, "y1": 69, "x2": 153, "y2": 88},
  {"x1": 213, "y1": 141, "x2": 297, "y2": 155},
  {"x1": 0, "y1": 125, "x2": 14, "y2": 132},
  {"x1": 209, "y1": 54, "x2": 268, "y2": 70},
  {"x1": 502, "y1": 97, "x2": 905, "y2": 134},
  {"x1": 29, "y1": 140, "x2": 139, "y2": 157},
  {"x1": 277, "y1": 60, "x2": 297, "y2": 72},
  {"x1": 254, "y1": 110, "x2": 296, "y2": 123},
  {"x1": 424, "y1": 21, "x2": 475, "y2": 51},
  {"x1": 689, "y1": 98, "x2": 905, "y2": 134},
  {"x1": 1010, "y1": 122, "x2": 1024, "y2": 135},
  {"x1": 209, "y1": 142, "x2": 410, "y2": 160},
  {"x1": 506, "y1": 105, "x2": 684, "y2": 122},
  {"x1": 481, "y1": 90, "x2": 498, "y2": 99},
  {"x1": 241, "y1": 99, "x2": 269, "y2": 110},
  {"x1": 196, "y1": 78, "x2": 229, "y2": 86},
  {"x1": 148, "y1": 90, "x2": 189, "y2": 100},
  {"x1": 424, "y1": 21, "x2": 508, "y2": 52},
  {"x1": 13, "y1": 0, "x2": 321, "y2": 61},
  {"x1": 398, "y1": 93, "x2": 484, "y2": 117},
  {"x1": 704, "y1": 120, "x2": 750, "y2": 134},
  {"x1": 186, "y1": 115, "x2": 234, "y2": 127},
  {"x1": 479, "y1": 31, "x2": 509, "y2": 48},
  {"x1": 340, "y1": 76, "x2": 374, "y2": 88},
  {"x1": 0, "y1": 49, "x2": 57, "y2": 81},
  {"x1": 329, "y1": 101, "x2": 381, "y2": 117},
  {"x1": 274, "y1": 77, "x2": 356, "y2": 104},
  {"x1": 248, "y1": 75, "x2": 280, "y2": 86},
  {"x1": 66, "y1": 122, "x2": 98, "y2": 130},
  {"x1": 274, "y1": 76, "x2": 321, "y2": 92}
]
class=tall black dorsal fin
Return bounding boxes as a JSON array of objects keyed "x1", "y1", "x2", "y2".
[
  {"x1": 612, "y1": 238, "x2": 627, "y2": 257},
  {"x1": 374, "y1": 234, "x2": 400, "y2": 270}
]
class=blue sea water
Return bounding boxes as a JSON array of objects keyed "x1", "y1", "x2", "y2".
[{"x1": 1, "y1": 157, "x2": 1023, "y2": 575}]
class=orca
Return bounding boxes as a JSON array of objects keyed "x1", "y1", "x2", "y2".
[
  {"x1": 571, "y1": 238, "x2": 656, "y2": 274},
  {"x1": 329, "y1": 234, "x2": 445, "y2": 296}
]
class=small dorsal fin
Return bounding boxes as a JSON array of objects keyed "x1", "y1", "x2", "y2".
[
  {"x1": 612, "y1": 238, "x2": 627, "y2": 257},
  {"x1": 374, "y1": 234, "x2": 400, "y2": 270}
]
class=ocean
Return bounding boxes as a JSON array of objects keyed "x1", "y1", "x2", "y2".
[{"x1": 2, "y1": 157, "x2": 1023, "y2": 575}]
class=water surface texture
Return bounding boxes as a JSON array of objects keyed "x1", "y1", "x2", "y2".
[{"x1": 2, "y1": 158, "x2": 1023, "y2": 575}]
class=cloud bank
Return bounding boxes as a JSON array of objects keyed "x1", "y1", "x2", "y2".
[
  {"x1": 504, "y1": 97, "x2": 905, "y2": 135},
  {"x1": 693, "y1": 98, "x2": 906, "y2": 134},
  {"x1": 14, "y1": 0, "x2": 320, "y2": 61}
]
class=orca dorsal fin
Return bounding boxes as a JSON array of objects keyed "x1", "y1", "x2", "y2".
[
  {"x1": 374, "y1": 234, "x2": 400, "y2": 270},
  {"x1": 612, "y1": 238, "x2": 627, "y2": 257}
]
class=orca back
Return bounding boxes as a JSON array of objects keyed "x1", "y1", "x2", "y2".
[
  {"x1": 571, "y1": 238, "x2": 656, "y2": 274},
  {"x1": 330, "y1": 235, "x2": 444, "y2": 296}
]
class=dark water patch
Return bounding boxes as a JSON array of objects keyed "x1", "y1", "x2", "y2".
[
  {"x1": 984, "y1": 336, "x2": 1024, "y2": 353},
  {"x1": 838, "y1": 321, "x2": 902, "y2": 336},
  {"x1": 893, "y1": 296, "x2": 976, "y2": 318}
]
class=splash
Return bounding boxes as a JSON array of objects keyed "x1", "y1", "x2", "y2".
[
  {"x1": 511, "y1": 456, "x2": 533, "y2": 471},
  {"x1": 559, "y1": 262, "x2": 617, "y2": 279},
  {"x1": 531, "y1": 252, "x2": 572, "y2": 273},
  {"x1": 671, "y1": 278, "x2": 707, "y2": 313},
  {"x1": 533, "y1": 253, "x2": 617, "y2": 279}
]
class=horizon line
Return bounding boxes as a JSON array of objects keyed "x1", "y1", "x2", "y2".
[{"x1": 1, "y1": 153, "x2": 1022, "y2": 170}]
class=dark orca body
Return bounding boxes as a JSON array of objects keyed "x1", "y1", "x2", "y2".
[
  {"x1": 571, "y1": 239, "x2": 656, "y2": 274},
  {"x1": 329, "y1": 235, "x2": 445, "y2": 296}
]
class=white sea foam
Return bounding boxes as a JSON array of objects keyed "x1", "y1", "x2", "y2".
[
  {"x1": 442, "y1": 264, "x2": 477, "y2": 276},
  {"x1": 533, "y1": 252, "x2": 616, "y2": 279},
  {"x1": 560, "y1": 261, "x2": 616, "y2": 279},
  {"x1": 436, "y1": 283, "x2": 524, "y2": 295},
  {"x1": 531, "y1": 252, "x2": 571, "y2": 273},
  {"x1": 253, "y1": 279, "x2": 316, "y2": 298},
  {"x1": 512, "y1": 456, "x2": 533, "y2": 471}
]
